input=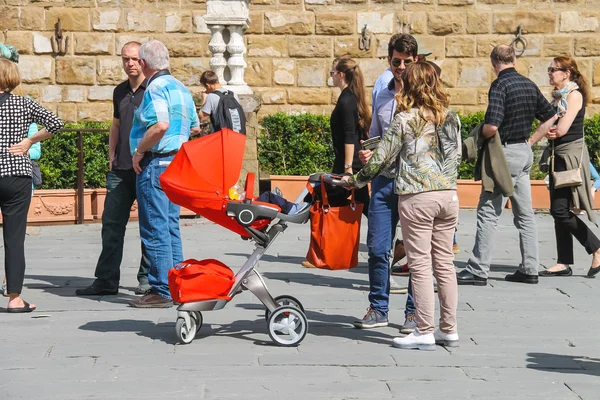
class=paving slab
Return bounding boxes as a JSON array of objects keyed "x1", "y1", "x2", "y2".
[{"x1": 1, "y1": 210, "x2": 600, "y2": 398}]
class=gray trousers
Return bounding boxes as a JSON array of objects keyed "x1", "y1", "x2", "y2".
[{"x1": 466, "y1": 142, "x2": 539, "y2": 278}]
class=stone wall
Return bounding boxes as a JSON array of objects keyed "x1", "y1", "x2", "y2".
[{"x1": 1, "y1": 0, "x2": 600, "y2": 124}]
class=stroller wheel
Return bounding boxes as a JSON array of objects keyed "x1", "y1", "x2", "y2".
[
  {"x1": 265, "y1": 295, "x2": 305, "y2": 322},
  {"x1": 175, "y1": 315, "x2": 197, "y2": 344},
  {"x1": 267, "y1": 306, "x2": 308, "y2": 347},
  {"x1": 192, "y1": 311, "x2": 203, "y2": 334}
]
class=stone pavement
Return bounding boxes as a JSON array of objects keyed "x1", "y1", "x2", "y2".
[{"x1": 1, "y1": 210, "x2": 600, "y2": 399}]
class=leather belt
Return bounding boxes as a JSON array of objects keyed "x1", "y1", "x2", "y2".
[
  {"x1": 502, "y1": 138, "x2": 527, "y2": 145},
  {"x1": 149, "y1": 150, "x2": 177, "y2": 158}
]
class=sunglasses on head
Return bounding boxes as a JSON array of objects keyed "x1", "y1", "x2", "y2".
[
  {"x1": 391, "y1": 58, "x2": 413, "y2": 68},
  {"x1": 548, "y1": 67, "x2": 567, "y2": 73}
]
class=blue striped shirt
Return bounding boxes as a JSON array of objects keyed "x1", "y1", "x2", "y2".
[{"x1": 130, "y1": 73, "x2": 199, "y2": 154}]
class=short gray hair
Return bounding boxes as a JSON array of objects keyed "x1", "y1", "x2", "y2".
[{"x1": 139, "y1": 40, "x2": 170, "y2": 70}]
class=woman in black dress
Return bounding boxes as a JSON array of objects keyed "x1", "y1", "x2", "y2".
[{"x1": 329, "y1": 57, "x2": 372, "y2": 215}]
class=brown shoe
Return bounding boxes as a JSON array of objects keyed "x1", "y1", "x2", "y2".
[
  {"x1": 129, "y1": 293, "x2": 173, "y2": 308},
  {"x1": 391, "y1": 240, "x2": 406, "y2": 267},
  {"x1": 452, "y1": 243, "x2": 460, "y2": 254},
  {"x1": 301, "y1": 260, "x2": 316, "y2": 268}
]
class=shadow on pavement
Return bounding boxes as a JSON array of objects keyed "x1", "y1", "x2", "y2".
[
  {"x1": 527, "y1": 352, "x2": 600, "y2": 376},
  {"x1": 261, "y1": 271, "x2": 368, "y2": 289}
]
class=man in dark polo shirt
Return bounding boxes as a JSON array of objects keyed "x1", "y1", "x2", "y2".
[
  {"x1": 457, "y1": 44, "x2": 557, "y2": 286},
  {"x1": 76, "y1": 41, "x2": 151, "y2": 296}
]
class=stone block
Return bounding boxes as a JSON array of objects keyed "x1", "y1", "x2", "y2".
[
  {"x1": 478, "y1": 0, "x2": 516, "y2": 3},
  {"x1": 264, "y1": 12, "x2": 314, "y2": 35},
  {"x1": 116, "y1": 35, "x2": 151, "y2": 54},
  {"x1": 428, "y1": 13, "x2": 466, "y2": 35},
  {"x1": 74, "y1": 33, "x2": 115, "y2": 55},
  {"x1": 77, "y1": 103, "x2": 113, "y2": 122},
  {"x1": 250, "y1": 0, "x2": 275, "y2": 5},
  {"x1": 396, "y1": 12, "x2": 427, "y2": 35},
  {"x1": 357, "y1": 12, "x2": 394, "y2": 34},
  {"x1": 244, "y1": 59, "x2": 273, "y2": 87},
  {"x1": 247, "y1": 36, "x2": 287, "y2": 57},
  {"x1": 41, "y1": 86, "x2": 63, "y2": 103},
  {"x1": 0, "y1": 7, "x2": 19, "y2": 30},
  {"x1": 494, "y1": 11, "x2": 556, "y2": 34},
  {"x1": 415, "y1": 35, "x2": 445, "y2": 60},
  {"x1": 97, "y1": 58, "x2": 127, "y2": 84},
  {"x1": 357, "y1": 58, "x2": 389, "y2": 87},
  {"x1": 297, "y1": 60, "x2": 326, "y2": 87},
  {"x1": 19, "y1": 7, "x2": 44, "y2": 30},
  {"x1": 334, "y1": 37, "x2": 372, "y2": 58},
  {"x1": 97, "y1": 0, "x2": 136, "y2": 6},
  {"x1": 525, "y1": 58, "x2": 554, "y2": 87},
  {"x1": 404, "y1": 0, "x2": 435, "y2": 10},
  {"x1": 255, "y1": 88, "x2": 287, "y2": 104},
  {"x1": 191, "y1": 11, "x2": 211, "y2": 34},
  {"x1": 170, "y1": 58, "x2": 209, "y2": 86},
  {"x1": 304, "y1": 0, "x2": 334, "y2": 7},
  {"x1": 375, "y1": 35, "x2": 391, "y2": 58},
  {"x1": 543, "y1": 36, "x2": 573, "y2": 57},
  {"x1": 287, "y1": 88, "x2": 330, "y2": 104},
  {"x1": 125, "y1": 10, "x2": 163, "y2": 32},
  {"x1": 438, "y1": 0, "x2": 474, "y2": 5},
  {"x1": 273, "y1": 59, "x2": 295, "y2": 86},
  {"x1": 91, "y1": 9, "x2": 122, "y2": 31},
  {"x1": 316, "y1": 13, "x2": 354, "y2": 35},
  {"x1": 57, "y1": 104, "x2": 78, "y2": 123},
  {"x1": 436, "y1": 59, "x2": 457, "y2": 88},
  {"x1": 165, "y1": 10, "x2": 192, "y2": 33},
  {"x1": 594, "y1": 60, "x2": 600, "y2": 86},
  {"x1": 88, "y1": 86, "x2": 114, "y2": 101},
  {"x1": 288, "y1": 37, "x2": 332, "y2": 58},
  {"x1": 247, "y1": 11, "x2": 263, "y2": 34},
  {"x1": 467, "y1": 12, "x2": 490, "y2": 34},
  {"x1": 45, "y1": 8, "x2": 91, "y2": 32},
  {"x1": 162, "y1": 35, "x2": 211, "y2": 57},
  {"x1": 56, "y1": 58, "x2": 96, "y2": 85},
  {"x1": 520, "y1": 36, "x2": 543, "y2": 57},
  {"x1": 448, "y1": 88, "x2": 478, "y2": 106},
  {"x1": 457, "y1": 59, "x2": 490, "y2": 88},
  {"x1": 64, "y1": 87, "x2": 87, "y2": 102},
  {"x1": 446, "y1": 36, "x2": 475, "y2": 58},
  {"x1": 575, "y1": 36, "x2": 600, "y2": 57},
  {"x1": 5, "y1": 31, "x2": 33, "y2": 55},
  {"x1": 476, "y1": 35, "x2": 513, "y2": 58},
  {"x1": 18, "y1": 56, "x2": 53, "y2": 83},
  {"x1": 560, "y1": 12, "x2": 600, "y2": 33},
  {"x1": 337, "y1": 0, "x2": 366, "y2": 3}
]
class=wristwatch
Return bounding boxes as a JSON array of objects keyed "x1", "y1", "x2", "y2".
[
  {"x1": 344, "y1": 163, "x2": 352, "y2": 169},
  {"x1": 133, "y1": 147, "x2": 144, "y2": 157}
]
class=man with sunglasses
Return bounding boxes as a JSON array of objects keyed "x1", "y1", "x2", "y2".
[
  {"x1": 353, "y1": 34, "x2": 421, "y2": 331},
  {"x1": 457, "y1": 44, "x2": 557, "y2": 286},
  {"x1": 76, "y1": 41, "x2": 152, "y2": 297}
]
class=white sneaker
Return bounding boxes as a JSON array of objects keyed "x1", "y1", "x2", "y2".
[
  {"x1": 433, "y1": 329, "x2": 459, "y2": 347},
  {"x1": 392, "y1": 330, "x2": 436, "y2": 351},
  {"x1": 400, "y1": 313, "x2": 417, "y2": 334}
]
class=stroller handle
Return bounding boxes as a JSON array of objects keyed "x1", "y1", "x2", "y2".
[{"x1": 322, "y1": 173, "x2": 351, "y2": 188}]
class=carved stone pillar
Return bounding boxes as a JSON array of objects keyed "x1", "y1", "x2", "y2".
[
  {"x1": 208, "y1": 25, "x2": 227, "y2": 84},
  {"x1": 204, "y1": 0, "x2": 252, "y2": 95}
]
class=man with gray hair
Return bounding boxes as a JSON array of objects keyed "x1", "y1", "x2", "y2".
[
  {"x1": 456, "y1": 44, "x2": 557, "y2": 286},
  {"x1": 128, "y1": 40, "x2": 201, "y2": 308}
]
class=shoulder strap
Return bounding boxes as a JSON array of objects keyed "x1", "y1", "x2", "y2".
[{"x1": 0, "y1": 92, "x2": 10, "y2": 107}]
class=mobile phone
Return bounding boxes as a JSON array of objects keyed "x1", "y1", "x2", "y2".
[{"x1": 361, "y1": 137, "x2": 381, "y2": 151}]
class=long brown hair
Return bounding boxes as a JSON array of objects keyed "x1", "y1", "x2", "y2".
[
  {"x1": 553, "y1": 57, "x2": 590, "y2": 106},
  {"x1": 334, "y1": 57, "x2": 372, "y2": 138},
  {"x1": 396, "y1": 61, "x2": 449, "y2": 126}
]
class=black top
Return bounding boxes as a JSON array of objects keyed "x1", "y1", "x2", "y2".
[
  {"x1": 330, "y1": 87, "x2": 363, "y2": 173},
  {"x1": 554, "y1": 91, "x2": 585, "y2": 146},
  {"x1": 0, "y1": 94, "x2": 63, "y2": 178},
  {"x1": 112, "y1": 79, "x2": 146, "y2": 170},
  {"x1": 484, "y1": 68, "x2": 556, "y2": 143}
]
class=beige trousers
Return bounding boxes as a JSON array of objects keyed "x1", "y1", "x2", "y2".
[{"x1": 398, "y1": 190, "x2": 459, "y2": 334}]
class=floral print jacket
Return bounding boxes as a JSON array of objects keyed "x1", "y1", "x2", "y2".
[{"x1": 349, "y1": 108, "x2": 462, "y2": 195}]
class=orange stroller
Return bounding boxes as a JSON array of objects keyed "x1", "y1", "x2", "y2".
[{"x1": 160, "y1": 128, "x2": 320, "y2": 346}]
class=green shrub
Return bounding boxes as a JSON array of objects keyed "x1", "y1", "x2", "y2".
[
  {"x1": 39, "y1": 122, "x2": 110, "y2": 189},
  {"x1": 585, "y1": 114, "x2": 600, "y2": 168},
  {"x1": 258, "y1": 112, "x2": 334, "y2": 176}
]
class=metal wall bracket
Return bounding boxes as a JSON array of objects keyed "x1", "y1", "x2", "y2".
[
  {"x1": 510, "y1": 24, "x2": 528, "y2": 58},
  {"x1": 358, "y1": 24, "x2": 371, "y2": 51},
  {"x1": 51, "y1": 18, "x2": 69, "y2": 56}
]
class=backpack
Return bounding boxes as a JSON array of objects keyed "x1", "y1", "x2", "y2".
[{"x1": 211, "y1": 90, "x2": 246, "y2": 135}]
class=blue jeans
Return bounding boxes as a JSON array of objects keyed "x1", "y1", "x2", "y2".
[
  {"x1": 94, "y1": 170, "x2": 150, "y2": 290},
  {"x1": 367, "y1": 176, "x2": 415, "y2": 316},
  {"x1": 136, "y1": 155, "x2": 183, "y2": 299}
]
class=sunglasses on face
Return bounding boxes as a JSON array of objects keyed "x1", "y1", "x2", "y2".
[
  {"x1": 548, "y1": 67, "x2": 567, "y2": 73},
  {"x1": 391, "y1": 58, "x2": 413, "y2": 68},
  {"x1": 329, "y1": 70, "x2": 338, "y2": 77}
]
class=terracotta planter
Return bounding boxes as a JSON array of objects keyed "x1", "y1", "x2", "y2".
[
  {"x1": 92, "y1": 188, "x2": 197, "y2": 220},
  {"x1": 530, "y1": 180, "x2": 550, "y2": 210},
  {"x1": 269, "y1": 175, "x2": 310, "y2": 201}
]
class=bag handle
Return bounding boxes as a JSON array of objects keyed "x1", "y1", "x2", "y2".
[
  {"x1": 551, "y1": 135, "x2": 585, "y2": 174},
  {"x1": 319, "y1": 174, "x2": 357, "y2": 213}
]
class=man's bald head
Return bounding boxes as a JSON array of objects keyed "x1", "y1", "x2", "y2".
[{"x1": 490, "y1": 44, "x2": 516, "y2": 68}]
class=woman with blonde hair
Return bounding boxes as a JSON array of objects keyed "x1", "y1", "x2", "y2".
[
  {"x1": 533, "y1": 57, "x2": 600, "y2": 278},
  {"x1": 0, "y1": 58, "x2": 63, "y2": 312},
  {"x1": 343, "y1": 61, "x2": 462, "y2": 350}
]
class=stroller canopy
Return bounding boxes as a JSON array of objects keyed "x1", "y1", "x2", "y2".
[{"x1": 160, "y1": 128, "x2": 249, "y2": 236}]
